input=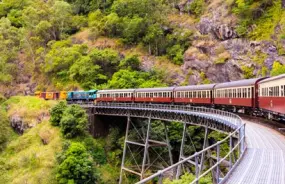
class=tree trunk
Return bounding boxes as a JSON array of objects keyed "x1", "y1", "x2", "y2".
[{"x1": 282, "y1": 0, "x2": 285, "y2": 8}]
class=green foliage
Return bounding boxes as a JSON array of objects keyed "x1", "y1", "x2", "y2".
[
  {"x1": 50, "y1": 101, "x2": 68, "y2": 126},
  {"x1": 241, "y1": 66, "x2": 255, "y2": 79},
  {"x1": 232, "y1": 0, "x2": 282, "y2": 40},
  {"x1": 261, "y1": 66, "x2": 268, "y2": 77},
  {"x1": 82, "y1": 136, "x2": 107, "y2": 165},
  {"x1": 44, "y1": 40, "x2": 88, "y2": 83},
  {"x1": 0, "y1": 17, "x2": 21, "y2": 85},
  {"x1": 107, "y1": 69, "x2": 166, "y2": 89},
  {"x1": 166, "y1": 44, "x2": 184, "y2": 65},
  {"x1": 119, "y1": 54, "x2": 140, "y2": 70},
  {"x1": 66, "y1": 0, "x2": 114, "y2": 14},
  {"x1": 60, "y1": 105, "x2": 88, "y2": 138},
  {"x1": 121, "y1": 16, "x2": 146, "y2": 44},
  {"x1": 164, "y1": 173, "x2": 212, "y2": 184},
  {"x1": 0, "y1": 108, "x2": 13, "y2": 151},
  {"x1": 0, "y1": 120, "x2": 62, "y2": 183},
  {"x1": 200, "y1": 72, "x2": 211, "y2": 84},
  {"x1": 270, "y1": 61, "x2": 285, "y2": 76},
  {"x1": 187, "y1": 0, "x2": 205, "y2": 17},
  {"x1": 70, "y1": 56, "x2": 107, "y2": 89},
  {"x1": 56, "y1": 142, "x2": 96, "y2": 184},
  {"x1": 165, "y1": 28, "x2": 192, "y2": 64}
]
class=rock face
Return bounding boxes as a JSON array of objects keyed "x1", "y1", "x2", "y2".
[
  {"x1": 212, "y1": 24, "x2": 237, "y2": 40},
  {"x1": 177, "y1": 0, "x2": 285, "y2": 85},
  {"x1": 10, "y1": 115, "x2": 28, "y2": 134},
  {"x1": 10, "y1": 112, "x2": 49, "y2": 134}
]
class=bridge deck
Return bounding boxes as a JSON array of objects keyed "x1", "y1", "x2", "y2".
[{"x1": 225, "y1": 120, "x2": 285, "y2": 184}]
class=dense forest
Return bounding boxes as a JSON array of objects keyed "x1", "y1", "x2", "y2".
[{"x1": 0, "y1": 0, "x2": 285, "y2": 97}]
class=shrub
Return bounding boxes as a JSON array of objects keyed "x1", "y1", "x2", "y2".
[
  {"x1": 0, "y1": 109, "x2": 11, "y2": 151},
  {"x1": 60, "y1": 105, "x2": 88, "y2": 138},
  {"x1": 56, "y1": 142, "x2": 96, "y2": 184},
  {"x1": 188, "y1": 0, "x2": 205, "y2": 17},
  {"x1": 241, "y1": 66, "x2": 255, "y2": 79},
  {"x1": 50, "y1": 101, "x2": 67, "y2": 126},
  {"x1": 271, "y1": 61, "x2": 285, "y2": 76},
  {"x1": 83, "y1": 136, "x2": 107, "y2": 165}
]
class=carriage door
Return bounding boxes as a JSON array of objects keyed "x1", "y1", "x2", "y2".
[{"x1": 252, "y1": 87, "x2": 256, "y2": 108}]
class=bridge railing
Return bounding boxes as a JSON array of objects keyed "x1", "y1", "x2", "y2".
[
  {"x1": 83, "y1": 102, "x2": 245, "y2": 183},
  {"x1": 136, "y1": 122, "x2": 245, "y2": 184},
  {"x1": 85, "y1": 102, "x2": 242, "y2": 128}
]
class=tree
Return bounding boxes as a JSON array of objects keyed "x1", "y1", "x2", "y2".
[
  {"x1": 121, "y1": 16, "x2": 145, "y2": 44},
  {"x1": 143, "y1": 23, "x2": 164, "y2": 55},
  {"x1": 271, "y1": 61, "x2": 285, "y2": 76},
  {"x1": 88, "y1": 48, "x2": 120, "y2": 78},
  {"x1": 107, "y1": 69, "x2": 165, "y2": 89},
  {"x1": 44, "y1": 40, "x2": 88, "y2": 83},
  {"x1": 70, "y1": 56, "x2": 107, "y2": 89},
  {"x1": 50, "y1": 101, "x2": 68, "y2": 126},
  {"x1": 60, "y1": 105, "x2": 88, "y2": 138},
  {"x1": 56, "y1": 142, "x2": 96, "y2": 184},
  {"x1": 119, "y1": 54, "x2": 140, "y2": 70},
  {"x1": 0, "y1": 17, "x2": 21, "y2": 85}
]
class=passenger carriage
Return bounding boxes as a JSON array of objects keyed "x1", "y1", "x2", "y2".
[
  {"x1": 258, "y1": 74, "x2": 285, "y2": 120},
  {"x1": 97, "y1": 89, "x2": 135, "y2": 102},
  {"x1": 174, "y1": 84, "x2": 215, "y2": 105},
  {"x1": 134, "y1": 87, "x2": 175, "y2": 103},
  {"x1": 214, "y1": 78, "x2": 266, "y2": 112}
]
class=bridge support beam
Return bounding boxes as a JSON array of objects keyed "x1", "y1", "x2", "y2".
[{"x1": 119, "y1": 116, "x2": 173, "y2": 183}]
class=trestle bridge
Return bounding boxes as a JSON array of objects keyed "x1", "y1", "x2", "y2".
[{"x1": 82, "y1": 103, "x2": 285, "y2": 184}]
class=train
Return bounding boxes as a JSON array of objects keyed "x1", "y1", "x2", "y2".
[{"x1": 36, "y1": 74, "x2": 285, "y2": 121}]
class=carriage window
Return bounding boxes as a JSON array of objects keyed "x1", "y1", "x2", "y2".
[
  {"x1": 269, "y1": 87, "x2": 273, "y2": 96},
  {"x1": 277, "y1": 86, "x2": 280, "y2": 97},
  {"x1": 282, "y1": 85, "x2": 285, "y2": 97},
  {"x1": 237, "y1": 89, "x2": 240, "y2": 98},
  {"x1": 248, "y1": 88, "x2": 251, "y2": 98}
]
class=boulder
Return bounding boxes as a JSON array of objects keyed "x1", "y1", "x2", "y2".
[
  {"x1": 212, "y1": 24, "x2": 237, "y2": 40},
  {"x1": 197, "y1": 18, "x2": 214, "y2": 35}
]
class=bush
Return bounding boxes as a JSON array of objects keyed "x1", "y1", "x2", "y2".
[
  {"x1": 50, "y1": 101, "x2": 67, "y2": 126},
  {"x1": 0, "y1": 109, "x2": 12, "y2": 151},
  {"x1": 60, "y1": 105, "x2": 88, "y2": 138},
  {"x1": 271, "y1": 61, "x2": 285, "y2": 76},
  {"x1": 56, "y1": 142, "x2": 96, "y2": 184},
  {"x1": 241, "y1": 66, "x2": 255, "y2": 79},
  {"x1": 188, "y1": 0, "x2": 205, "y2": 17},
  {"x1": 82, "y1": 136, "x2": 107, "y2": 165}
]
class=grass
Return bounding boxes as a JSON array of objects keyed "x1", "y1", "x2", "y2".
[
  {"x1": 0, "y1": 121, "x2": 63, "y2": 184},
  {"x1": 3, "y1": 96, "x2": 57, "y2": 129},
  {"x1": 0, "y1": 96, "x2": 62, "y2": 184}
]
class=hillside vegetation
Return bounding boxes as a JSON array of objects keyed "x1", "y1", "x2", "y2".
[
  {"x1": 0, "y1": 97, "x2": 61, "y2": 183},
  {"x1": 0, "y1": 0, "x2": 284, "y2": 97}
]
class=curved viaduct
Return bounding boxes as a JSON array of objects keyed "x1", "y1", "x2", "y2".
[
  {"x1": 82, "y1": 103, "x2": 285, "y2": 184},
  {"x1": 83, "y1": 103, "x2": 245, "y2": 183}
]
